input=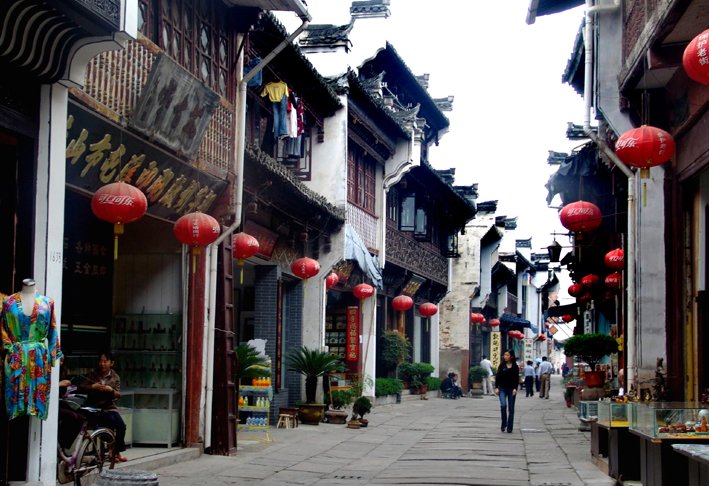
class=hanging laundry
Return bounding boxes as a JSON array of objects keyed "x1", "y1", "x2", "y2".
[
  {"x1": 244, "y1": 57, "x2": 263, "y2": 88},
  {"x1": 261, "y1": 81, "x2": 289, "y2": 138}
]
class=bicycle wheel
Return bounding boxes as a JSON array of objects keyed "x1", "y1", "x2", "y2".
[{"x1": 74, "y1": 429, "x2": 116, "y2": 486}]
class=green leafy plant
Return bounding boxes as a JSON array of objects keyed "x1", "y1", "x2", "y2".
[
  {"x1": 426, "y1": 376, "x2": 441, "y2": 391},
  {"x1": 286, "y1": 347, "x2": 342, "y2": 403},
  {"x1": 326, "y1": 389, "x2": 354, "y2": 410},
  {"x1": 235, "y1": 343, "x2": 271, "y2": 384},
  {"x1": 563, "y1": 333, "x2": 619, "y2": 371},
  {"x1": 399, "y1": 362, "x2": 435, "y2": 390},
  {"x1": 468, "y1": 365, "x2": 488, "y2": 384},
  {"x1": 374, "y1": 378, "x2": 403, "y2": 397},
  {"x1": 380, "y1": 331, "x2": 411, "y2": 371},
  {"x1": 352, "y1": 396, "x2": 372, "y2": 419}
]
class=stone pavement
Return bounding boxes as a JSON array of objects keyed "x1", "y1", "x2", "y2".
[{"x1": 148, "y1": 376, "x2": 615, "y2": 485}]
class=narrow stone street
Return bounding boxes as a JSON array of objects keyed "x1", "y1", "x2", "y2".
[{"x1": 147, "y1": 376, "x2": 613, "y2": 486}]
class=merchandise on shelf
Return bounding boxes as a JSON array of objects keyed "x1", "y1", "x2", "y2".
[{"x1": 630, "y1": 401, "x2": 709, "y2": 438}]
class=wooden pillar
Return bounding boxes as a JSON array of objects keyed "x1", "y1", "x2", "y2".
[{"x1": 184, "y1": 253, "x2": 207, "y2": 446}]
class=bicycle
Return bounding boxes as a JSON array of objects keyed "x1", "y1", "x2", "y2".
[{"x1": 57, "y1": 397, "x2": 117, "y2": 485}]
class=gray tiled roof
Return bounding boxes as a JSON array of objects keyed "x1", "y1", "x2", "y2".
[{"x1": 300, "y1": 23, "x2": 353, "y2": 48}]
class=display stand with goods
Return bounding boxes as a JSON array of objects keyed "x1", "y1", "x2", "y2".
[{"x1": 238, "y1": 371, "x2": 273, "y2": 443}]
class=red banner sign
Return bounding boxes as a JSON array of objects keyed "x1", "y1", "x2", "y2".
[{"x1": 346, "y1": 306, "x2": 359, "y2": 362}]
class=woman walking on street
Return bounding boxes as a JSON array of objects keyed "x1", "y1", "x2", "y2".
[{"x1": 495, "y1": 349, "x2": 519, "y2": 433}]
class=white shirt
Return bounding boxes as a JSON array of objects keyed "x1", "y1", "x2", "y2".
[
  {"x1": 538, "y1": 361, "x2": 553, "y2": 376},
  {"x1": 480, "y1": 358, "x2": 493, "y2": 377}
]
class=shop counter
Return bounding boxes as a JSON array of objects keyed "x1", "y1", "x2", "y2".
[
  {"x1": 671, "y1": 444, "x2": 709, "y2": 486},
  {"x1": 120, "y1": 388, "x2": 179, "y2": 447}
]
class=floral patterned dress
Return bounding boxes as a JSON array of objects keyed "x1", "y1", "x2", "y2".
[{"x1": 2, "y1": 293, "x2": 62, "y2": 420}]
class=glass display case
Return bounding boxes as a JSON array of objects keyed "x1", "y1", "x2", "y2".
[
  {"x1": 630, "y1": 402, "x2": 709, "y2": 439},
  {"x1": 579, "y1": 401, "x2": 600, "y2": 421},
  {"x1": 597, "y1": 400, "x2": 631, "y2": 427}
]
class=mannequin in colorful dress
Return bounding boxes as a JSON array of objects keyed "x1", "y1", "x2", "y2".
[{"x1": 1, "y1": 279, "x2": 62, "y2": 420}]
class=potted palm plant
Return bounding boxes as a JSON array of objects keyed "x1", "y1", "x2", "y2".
[
  {"x1": 235, "y1": 343, "x2": 271, "y2": 392},
  {"x1": 286, "y1": 346, "x2": 342, "y2": 425},
  {"x1": 563, "y1": 333, "x2": 618, "y2": 387}
]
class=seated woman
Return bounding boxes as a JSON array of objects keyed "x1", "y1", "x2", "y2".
[
  {"x1": 440, "y1": 372, "x2": 463, "y2": 399},
  {"x1": 80, "y1": 352, "x2": 128, "y2": 462}
]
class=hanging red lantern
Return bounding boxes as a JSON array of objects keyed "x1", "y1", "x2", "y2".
[
  {"x1": 568, "y1": 283, "x2": 584, "y2": 297},
  {"x1": 562, "y1": 314, "x2": 575, "y2": 323},
  {"x1": 605, "y1": 272, "x2": 622, "y2": 290},
  {"x1": 579, "y1": 293, "x2": 593, "y2": 304},
  {"x1": 291, "y1": 257, "x2": 320, "y2": 282},
  {"x1": 233, "y1": 232, "x2": 259, "y2": 262},
  {"x1": 392, "y1": 295, "x2": 414, "y2": 312},
  {"x1": 470, "y1": 312, "x2": 485, "y2": 324},
  {"x1": 488, "y1": 318, "x2": 500, "y2": 327},
  {"x1": 559, "y1": 201, "x2": 602, "y2": 233},
  {"x1": 325, "y1": 272, "x2": 339, "y2": 289},
  {"x1": 537, "y1": 335, "x2": 547, "y2": 342},
  {"x1": 682, "y1": 29, "x2": 709, "y2": 85},
  {"x1": 581, "y1": 274, "x2": 600, "y2": 289},
  {"x1": 232, "y1": 232, "x2": 259, "y2": 284},
  {"x1": 418, "y1": 303, "x2": 438, "y2": 317},
  {"x1": 604, "y1": 248, "x2": 624, "y2": 270},
  {"x1": 615, "y1": 125, "x2": 675, "y2": 169},
  {"x1": 91, "y1": 181, "x2": 148, "y2": 260},
  {"x1": 353, "y1": 283, "x2": 375, "y2": 300},
  {"x1": 174, "y1": 212, "x2": 221, "y2": 271}
]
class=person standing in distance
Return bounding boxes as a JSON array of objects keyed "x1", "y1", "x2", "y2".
[
  {"x1": 538, "y1": 356, "x2": 554, "y2": 399},
  {"x1": 495, "y1": 349, "x2": 519, "y2": 433},
  {"x1": 523, "y1": 360, "x2": 536, "y2": 397},
  {"x1": 480, "y1": 355, "x2": 494, "y2": 396}
]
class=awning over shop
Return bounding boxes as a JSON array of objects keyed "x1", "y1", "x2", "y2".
[{"x1": 345, "y1": 224, "x2": 383, "y2": 289}]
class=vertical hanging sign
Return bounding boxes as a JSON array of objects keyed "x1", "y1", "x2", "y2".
[
  {"x1": 490, "y1": 331, "x2": 501, "y2": 370},
  {"x1": 346, "y1": 306, "x2": 359, "y2": 362}
]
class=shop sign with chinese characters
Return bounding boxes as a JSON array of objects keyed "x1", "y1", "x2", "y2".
[
  {"x1": 490, "y1": 331, "x2": 501, "y2": 369},
  {"x1": 346, "y1": 306, "x2": 359, "y2": 362},
  {"x1": 65, "y1": 100, "x2": 227, "y2": 222}
]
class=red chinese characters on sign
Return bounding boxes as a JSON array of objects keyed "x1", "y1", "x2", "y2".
[{"x1": 346, "y1": 306, "x2": 359, "y2": 362}]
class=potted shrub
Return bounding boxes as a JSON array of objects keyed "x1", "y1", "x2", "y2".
[
  {"x1": 563, "y1": 333, "x2": 618, "y2": 388},
  {"x1": 468, "y1": 365, "x2": 488, "y2": 396},
  {"x1": 380, "y1": 331, "x2": 411, "y2": 377},
  {"x1": 324, "y1": 389, "x2": 353, "y2": 424},
  {"x1": 349, "y1": 396, "x2": 372, "y2": 428},
  {"x1": 399, "y1": 362, "x2": 434, "y2": 395},
  {"x1": 286, "y1": 346, "x2": 342, "y2": 425}
]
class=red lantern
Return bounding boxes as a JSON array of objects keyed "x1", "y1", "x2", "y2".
[
  {"x1": 615, "y1": 125, "x2": 675, "y2": 169},
  {"x1": 174, "y1": 212, "x2": 221, "y2": 271},
  {"x1": 562, "y1": 314, "x2": 574, "y2": 323},
  {"x1": 233, "y1": 232, "x2": 259, "y2": 262},
  {"x1": 559, "y1": 201, "x2": 602, "y2": 233},
  {"x1": 392, "y1": 295, "x2": 414, "y2": 312},
  {"x1": 91, "y1": 181, "x2": 148, "y2": 260},
  {"x1": 418, "y1": 303, "x2": 438, "y2": 317},
  {"x1": 537, "y1": 335, "x2": 547, "y2": 342},
  {"x1": 353, "y1": 283, "x2": 375, "y2": 300},
  {"x1": 605, "y1": 272, "x2": 622, "y2": 290},
  {"x1": 291, "y1": 257, "x2": 320, "y2": 282},
  {"x1": 604, "y1": 248, "x2": 624, "y2": 270},
  {"x1": 581, "y1": 274, "x2": 600, "y2": 289},
  {"x1": 325, "y1": 272, "x2": 339, "y2": 289},
  {"x1": 579, "y1": 293, "x2": 593, "y2": 304},
  {"x1": 568, "y1": 283, "x2": 584, "y2": 297},
  {"x1": 232, "y1": 232, "x2": 259, "y2": 284},
  {"x1": 683, "y1": 29, "x2": 709, "y2": 85},
  {"x1": 470, "y1": 312, "x2": 485, "y2": 324},
  {"x1": 488, "y1": 318, "x2": 500, "y2": 327}
]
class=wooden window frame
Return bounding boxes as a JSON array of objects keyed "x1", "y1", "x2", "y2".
[{"x1": 347, "y1": 144, "x2": 376, "y2": 214}]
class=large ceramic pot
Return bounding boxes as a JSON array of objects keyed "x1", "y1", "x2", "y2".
[
  {"x1": 584, "y1": 371, "x2": 606, "y2": 388},
  {"x1": 324, "y1": 409, "x2": 348, "y2": 425},
  {"x1": 298, "y1": 404, "x2": 326, "y2": 425}
]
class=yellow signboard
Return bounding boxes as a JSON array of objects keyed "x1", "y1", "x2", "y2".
[{"x1": 490, "y1": 331, "x2": 501, "y2": 370}]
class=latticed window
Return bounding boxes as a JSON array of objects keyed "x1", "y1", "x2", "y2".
[
  {"x1": 141, "y1": 0, "x2": 232, "y2": 99},
  {"x1": 347, "y1": 144, "x2": 376, "y2": 214}
]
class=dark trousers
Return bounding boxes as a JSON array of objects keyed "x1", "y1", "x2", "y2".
[
  {"x1": 97, "y1": 410, "x2": 127, "y2": 452},
  {"x1": 498, "y1": 388, "x2": 516, "y2": 432},
  {"x1": 524, "y1": 376, "x2": 534, "y2": 396}
]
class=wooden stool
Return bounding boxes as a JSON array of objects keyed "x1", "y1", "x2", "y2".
[
  {"x1": 277, "y1": 414, "x2": 295, "y2": 429},
  {"x1": 279, "y1": 407, "x2": 299, "y2": 428}
]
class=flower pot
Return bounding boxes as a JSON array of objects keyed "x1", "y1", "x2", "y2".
[
  {"x1": 584, "y1": 371, "x2": 606, "y2": 388},
  {"x1": 298, "y1": 404, "x2": 326, "y2": 425},
  {"x1": 324, "y1": 409, "x2": 348, "y2": 425},
  {"x1": 359, "y1": 418, "x2": 368, "y2": 428}
]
